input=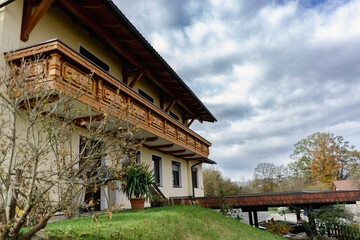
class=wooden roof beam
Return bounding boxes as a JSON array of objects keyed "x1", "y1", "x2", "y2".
[
  {"x1": 177, "y1": 101, "x2": 197, "y2": 120},
  {"x1": 144, "y1": 144, "x2": 174, "y2": 150},
  {"x1": 184, "y1": 157, "x2": 205, "y2": 161},
  {"x1": 142, "y1": 61, "x2": 160, "y2": 66},
  {"x1": 98, "y1": 23, "x2": 120, "y2": 29},
  {"x1": 151, "y1": 144, "x2": 174, "y2": 149},
  {"x1": 129, "y1": 72, "x2": 143, "y2": 88},
  {"x1": 187, "y1": 118, "x2": 195, "y2": 127},
  {"x1": 174, "y1": 153, "x2": 195, "y2": 158},
  {"x1": 165, "y1": 99, "x2": 177, "y2": 113},
  {"x1": 21, "y1": 0, "x2": 55, "y2": 41},
  {"x1": 124, "y1": 70, "x2": 141, "y2": 76},
  {"x1": 132, "y1": 50, "x2": 148, "y2": 55},
  {"x1": 151, "y1": 70, "x2": 168, "y2": 74},
  {"x1": 159, "y1": 78, "x2": 176, "y2": 83},
  {"x1": 79, "y1": 2, "x2": 102, "y2": 9},
  {"x1": 147, "y1": 74, "x2": 176, "y2": 99},
  {"x1": 118, "y1": 38, "x2": 136, "y2": 44},
  {"x1": 80, "y1": 5, "x2": 102, "y2": 9},
  {"x1": 59, "y1": 0, "x2": 144, "y2": 72},
  {"x1": 162, "y1": 149, "x2": 186, "y2": 154},
  {"x1": 144, "y1": 137, "x2": 158, "y2": 142}
]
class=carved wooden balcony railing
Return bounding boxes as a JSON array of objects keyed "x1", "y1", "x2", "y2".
[{"x1": 7, "y1": 40, "x2": 211, "y2": 158}]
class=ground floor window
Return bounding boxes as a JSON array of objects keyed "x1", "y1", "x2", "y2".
[
  {"x1": 192, "y1": 167, "x2": 198, "y2": 188},
  {"x1": 152, "y1": 155, "x2": 162, "y2": 186},
  {"x1": 79, "y1": 137, "x2": 103, "y2": 211},
  {"x1": 135, "y1": 150, "x2": 141, "y2": 163},
  {"x1": 172, "y1": 161, "x2": 181, "y2": 188}
]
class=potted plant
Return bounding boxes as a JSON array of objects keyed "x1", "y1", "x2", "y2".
[{"x1": 121, "y1": 161, "x2": 154, "y2": 210}]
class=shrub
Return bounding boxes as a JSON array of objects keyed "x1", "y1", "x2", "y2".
[
  {"x1": 265, "y1": 218, "x2": 293, "y2": 235},
  {"x1": 121, "y1": 161, "x2": 154, "y2": 200}
]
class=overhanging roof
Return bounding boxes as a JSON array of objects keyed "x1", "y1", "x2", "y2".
[
  {"x1": 202, "y1": 158, "x2": 217, "y2": 165},
  {"x1": 53, "y1": 0, "x2": 217, "y2": 123}
]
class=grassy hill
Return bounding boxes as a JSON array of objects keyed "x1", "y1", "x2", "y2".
[{"x1": 33, "y1": 205, "x2": 283, "y2": 239}]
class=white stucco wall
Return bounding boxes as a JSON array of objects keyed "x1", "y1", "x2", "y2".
[{"x1": 0, "y1": 0, "x2": 206, "y2": 210}]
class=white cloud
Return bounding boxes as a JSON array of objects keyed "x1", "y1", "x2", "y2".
[
  {"x1": 312, "y1": 1, "x2": 360, "y2": 44},
  {"x1": 151, "y1": 33, "x2": 170, "y2": 53},
  {"x1": 201, "y1": 63, "x2": 265, "y2": 104},
  {"x1": 116, "y1": 0, "x2": 360, "y2": 179},
  {"x1": 260, "y1": 2, "x2": 297, "y2": 26}
]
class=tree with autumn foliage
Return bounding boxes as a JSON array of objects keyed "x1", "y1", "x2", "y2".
[
  {"x1": 289, "y1": 132, "x2": 360, "y2": 185},
  {"x1": 0, "y1": 57, "x2": 141, "y2": 240}
]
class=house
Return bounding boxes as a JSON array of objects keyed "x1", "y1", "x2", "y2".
[
  {"x1": 331, "y1": 180, "x2": 359, "y2": 191},
  {"x1": 0, "y1": 0, "x2": 216, "y2": 209},
  {"x1": 332, "y1": 180, "x2": 360, "y2": 216}
]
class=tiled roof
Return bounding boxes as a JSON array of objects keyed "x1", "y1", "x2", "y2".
[
  {"x1": 172, "y1": 190, "x2": 360, "y2": 209},
  {"x1": 332, "y1": 180, "x2": 359, "y2": 190}
]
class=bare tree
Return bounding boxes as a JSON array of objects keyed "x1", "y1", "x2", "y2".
[
  {"x1": 252, "y1": 163, "x2": 278, "y2": 193},
  {"x1": 0, "y1": 56, "x2": 141, "y2": 240}
]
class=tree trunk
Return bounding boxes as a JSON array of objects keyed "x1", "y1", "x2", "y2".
[
  {"x1": 0, "y1": 214, "x2": 10, "y2": 240},
  {"x1": 9, "y1": 191, "x2": 17, "y2": 222},
  {"x1": 0, "y1": 209, "x2": 6, "y2": 225},
  {"x1": 22, "y1": 214, "x2": 52, "y2": 240},
  {"x1": 0, "y1": 209, "x2": 9, "y2": 240}
]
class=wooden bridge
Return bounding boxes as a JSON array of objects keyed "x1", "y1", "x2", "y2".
[{"x1": 171, "y1": 190, "x2": 360, "y2": 227}]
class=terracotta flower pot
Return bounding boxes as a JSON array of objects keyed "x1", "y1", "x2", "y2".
[{"x1": 130, "y1": 197, "x2": 145, "y2": 210}]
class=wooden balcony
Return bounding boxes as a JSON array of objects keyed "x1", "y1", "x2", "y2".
[{"x1": 7, "y1": 40, "x2": 212, "y2": 160}]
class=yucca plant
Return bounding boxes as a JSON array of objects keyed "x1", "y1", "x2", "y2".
[{"x1": 121, "y1": 161, "x2": 154, "y2": 200}]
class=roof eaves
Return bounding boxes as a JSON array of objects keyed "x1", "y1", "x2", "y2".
[
  {"x1": 203, "y1": 158, "x2": 217, "y2": 165},
  {"x1": 102, "y1": 0, "x2": 217, "y2": 123}
]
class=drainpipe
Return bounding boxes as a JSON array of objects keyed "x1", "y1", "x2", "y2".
[{"x1": 191, "y1": 161, "x2": 202, "y2": 198}]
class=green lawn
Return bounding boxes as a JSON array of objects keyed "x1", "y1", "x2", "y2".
[
  {"x1": 267, "y1": 207, "x2": 279, "y2": 214},
  {"x1": 27, "y1": 205, "x2": 283, "y2": 240}
]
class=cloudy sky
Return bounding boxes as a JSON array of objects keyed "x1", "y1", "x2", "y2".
[{"x1": 114, "y1": 0, "x2": 360, "y2": 180}]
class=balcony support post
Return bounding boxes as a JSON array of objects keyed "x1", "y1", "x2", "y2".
[
  {"x1": 165, "y1": 99, "x2": 176, "y2": 113},
  {"x1": 129, "y1": 72, "x2": 143, "y2": 88},
  {"x1": 187, "y1": 118, "x2": 195, "y2": 127},
  {"x1": 21, "y1": 0, "x2": 55, "y2": 41}
]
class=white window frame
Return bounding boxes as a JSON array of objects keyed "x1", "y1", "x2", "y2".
[
  {"x1": 192, "y1": 167, "x2": 199, "y2": 189},
  {"x1": 171, "y1": 160, "x2": 182, "y2": 188}
]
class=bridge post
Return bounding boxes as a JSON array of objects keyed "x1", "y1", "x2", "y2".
[
  {"x1": 253, "y1": 211, "x2": 259, "y2": 228},
  {"x1": 248, "y1": 211, "x2": 253, "y2": 226},
  {"x1": 296, "y1": 209, "x2": 301, "y2": 222}
]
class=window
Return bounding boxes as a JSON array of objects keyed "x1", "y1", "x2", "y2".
[
  {"x1": 172, "y1": 161, "x2": 181, "y2": 188},
  {"x1": 169, "y1": 111, "x2": 179, "y2": 121},
  {"x1": 152, "y1": 155, "x2": 162, "y2": 186},
  {"x1": 135, "y1": 150, "x2": 141, "y2": 164},
  {"x1": 79, "y1": 137, "x2": 104, "y2": 211},
  {"x1": 139, "y1": 89, "x2": 154, "y2": 103},
  {"x1": 192, "y1": 167, "x2": 198, "y2": 188},
  {"x1": 79, "y1": 137, "x2": 103, "y2": 169},
  {"x1": 79, "y1": 46, "x2": 109, "y2": 72}
]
